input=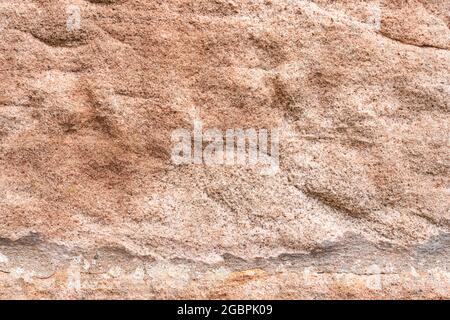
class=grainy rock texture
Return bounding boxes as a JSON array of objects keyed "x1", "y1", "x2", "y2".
[{"x1": 0, "y1": 0, "x2": 449, "y2": 299}]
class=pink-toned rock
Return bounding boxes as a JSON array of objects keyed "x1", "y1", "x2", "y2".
[{"x1": 0, "y1": 0, "x2": 449, "y2": 299}]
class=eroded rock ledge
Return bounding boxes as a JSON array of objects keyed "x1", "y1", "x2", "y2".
[{"x1": 0, "y1": 0, "x2": 449, "y2": 299}]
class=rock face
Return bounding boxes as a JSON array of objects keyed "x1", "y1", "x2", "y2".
[{"x1": 0, "y1": 0, "x2": 449, "y2": 299}]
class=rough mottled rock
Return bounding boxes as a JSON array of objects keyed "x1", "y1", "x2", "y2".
[{"x1": 0, "y1": 0, "x2": 449, "y2": 299}]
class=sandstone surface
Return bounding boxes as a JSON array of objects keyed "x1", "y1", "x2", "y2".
[{"x1": 0, "y1": 0, "x2": 449, "y2": 299}]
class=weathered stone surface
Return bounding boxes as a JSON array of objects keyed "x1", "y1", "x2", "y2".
[{"x1": 0, "y1": 0, "x2": 449, "y2": 299}]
